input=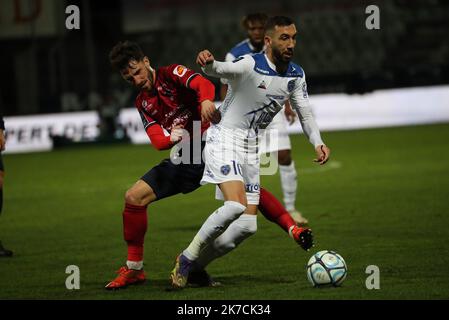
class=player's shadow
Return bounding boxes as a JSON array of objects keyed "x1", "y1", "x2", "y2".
[{"x1": 150, "y1": 273, "x2": 296, "y2": 291}]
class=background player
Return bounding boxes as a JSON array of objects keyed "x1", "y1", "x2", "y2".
[
  {"x1": 223, "y1": 13, "x2": 307, "y2": 224},
  {"x1": 0, "y1": 115, "x2": 12, "y2": 257},
  {"x1": 171, "y1": 16, "x2": 329, "y2": 288},
  {"x1": 105, "y1": 41, "x2": 311, "y2": 290}
]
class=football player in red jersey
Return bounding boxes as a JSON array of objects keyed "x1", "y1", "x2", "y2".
[{"x1": 105, "y1": 41, "x2": 312, "y2": 290}]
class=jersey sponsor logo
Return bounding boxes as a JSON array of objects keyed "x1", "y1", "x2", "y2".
[
  {"x1": 220, "y1": 165, "x2": 231, "y2": 176},
  {"x1": 173, "y1": 65, "x2": 188, "y2": 77},
  {"x1": 288, "y1": 79, "x2": 296, "y2": 93},
  {"x1": 246, "y1": 183, "x2": 260, "y2": 192},
  {"x1": 255, "y1": 67, "x2": 270, "y2": 75}
]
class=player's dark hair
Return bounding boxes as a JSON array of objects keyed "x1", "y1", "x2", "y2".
[
  {"x1": 109, "y1": 41, "x2": 145, "y2": 71},
  {"x1": 265, "y1": 16, "x2": 295, "y2": 33},
  {"x1": 241, "y1": 13, "x2": 268, "y2": 29}
]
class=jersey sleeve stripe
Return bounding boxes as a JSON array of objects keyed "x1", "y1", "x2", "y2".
[
  {"x1": 186, "y1": 73, "x2": 200, "y2": 88},
  {"x1": 144, "y1": 120, "x2": 157, "y2": 129}
]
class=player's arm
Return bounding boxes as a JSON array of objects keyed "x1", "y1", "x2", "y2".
[
  {"x1": 196, "y1": 50, "x2": 252, "y2": 80},
  {"x1": 168, "y1": 65, "x2": 220, "y2": 124},
  {"x1": 188, "y1": 75, "x2": 220, "y2": 124},
  {"x1": 289, "y1": 75, "x2": 330, "y2": 165},
  {"x1": 137, "y1": 109, "x2": 181, "y2": 151},
  {"x1": 219, "y1": 52, "x2": 236, "y2": 100}
]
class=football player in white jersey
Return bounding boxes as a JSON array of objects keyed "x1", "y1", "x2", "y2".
[
  {"x1": 171, "y1": 16, "x2": 330, "y2": 288},
  {"x1": 223, "y1": 13, "x2": 308, "y2": 225}
]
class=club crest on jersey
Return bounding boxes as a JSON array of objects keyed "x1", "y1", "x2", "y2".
[
  {"x1": 287, "y1": 80, "x2": 296, "y2": 93},
  {"x1": 258, "y1": 80, "x2": 267, "y2": 90},
  {"x1": 221, "y1": 165, "x2": 231, "y2": 175},
  {"x1": 142, "y1": 100, "x2": 148, "y2": 108},
  {"x1": 173, "y1": 65, "x2": 188, "y2": 77}
]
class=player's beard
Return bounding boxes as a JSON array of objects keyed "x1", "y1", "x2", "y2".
[
  {"x1": 143, "y1": 66, "x2": 155, "y2": 91},
  {"x1": 272, "y1": 46, "x2": 292, "y2": 69}
]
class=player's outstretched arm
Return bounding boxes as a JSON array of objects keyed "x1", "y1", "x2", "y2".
[
  {"x1": 197, "y1": 50, "x2": 253, "y2": 80},
  {"x1": 290, "y1": 76, "x2": 330, "y2": 165}
]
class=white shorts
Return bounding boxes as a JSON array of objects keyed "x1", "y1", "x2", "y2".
[
  {"x1": 258, "y1": 111, "x2": 292, "y2": 154},
  {"x1": 201, "y1": 125, "x2": 261, "y2": 205}
]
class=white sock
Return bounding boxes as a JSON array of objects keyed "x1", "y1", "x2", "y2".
[
  {"x1": 195, "y1": 214, "x2": 257, "y2": 269},
  {"x1": 126, "y1": 260, "x2": 143, "y2": 270},
  {"x1": 279, "y1": 161, "x2": 298, "y2": 211},
  {"x1": 183, "y1": 201, "x2": 246, "y2": 261}
]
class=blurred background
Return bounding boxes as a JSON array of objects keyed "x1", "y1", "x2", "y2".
[{"x1": 1, "y1": 0, "x2": 449, "y2": 152}]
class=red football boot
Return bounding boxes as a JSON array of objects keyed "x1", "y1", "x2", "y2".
[
  {"x1": 105, "y1": 266, "x2": 146, "y2": 290},
  {"x1": 289, "y1": 226, "x2": 314, "y2": 251}
]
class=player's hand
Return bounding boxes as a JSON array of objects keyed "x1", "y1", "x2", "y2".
[
  {"x1": 196, "y1": 50, "x2": 215, "y2": 67},
  {"x1": 314, "y1": 145, "x2": 330, "y2": 165},
  {"x1": 284, "y1": 101, "x2": 296, "y2": 125},
  {"x1": 0, "y1": 129, "x2": 5, "y2": 152},
  {"x1": 201, "y1": 100, "x2": 221, "y2": 124},
  {"x1": 170, "y1": 125, "x2": 185, "y2": 143}
]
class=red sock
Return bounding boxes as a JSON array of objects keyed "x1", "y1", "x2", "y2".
[
  {"x1": 259, "y1": 187, "x2": 296, "y2": 233},
  {"x1": 123, "y1": 203, "x2": 148, "y2": 262}
]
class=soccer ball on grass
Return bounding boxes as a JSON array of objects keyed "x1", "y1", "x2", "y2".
[{"x1": 306, "y1": 250, "x2": 347, "y2": 287}]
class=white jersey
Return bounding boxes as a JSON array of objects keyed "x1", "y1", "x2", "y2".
[{"x1": 203, "y1": 53, "x2": 324, "y2": 148}]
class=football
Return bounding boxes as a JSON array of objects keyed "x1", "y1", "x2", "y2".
[{"x1": 306, "y1": 250, "x2": 347, "y2": 287}]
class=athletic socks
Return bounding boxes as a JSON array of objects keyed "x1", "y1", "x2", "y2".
[
  {"x1": 123, "y1": 203, "x2": 147, "y2": 268},
  {"x1": 183, "y1": 201, "x2": 246, "y2": 261},
  {"x1": 195, "y1": 214, "x2": 257, "y2": 269},
  {"x1": 259, "y1": 187, "x2": 296, "y2": 233},
  {"x1": 279, "y1": 161, "x2": 298, "y2": 211}
]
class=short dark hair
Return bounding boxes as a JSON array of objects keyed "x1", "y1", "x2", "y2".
[
  {"x1": 265, "y1": 16, "x2": 295, "y2": 33},
  {"x1": 109, "y1": 41, "x2": 145, "y2": 71},
  {"x1": 241, "y1": 13, "x2": 268, "y2": 29}
]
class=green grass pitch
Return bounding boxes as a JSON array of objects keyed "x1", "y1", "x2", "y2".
[{"x1": 1, "y1": 123, "x2": 448, "y2": 299}]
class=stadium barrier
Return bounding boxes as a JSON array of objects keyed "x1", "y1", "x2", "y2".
[{"x1": 3, "y1": 85, "x2": 449, "y2": 154}]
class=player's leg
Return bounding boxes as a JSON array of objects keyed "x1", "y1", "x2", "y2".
[
  {"x1": 258, "y1": 187, "x2": 313, "y2": 250},
  {"x1": 171, "y1": 180, "x2": 247, "y2": 288},
  {"x1": 171, "y1": 132, "x2": 253, "y2": 287},
  {"x1": 187, "y1": 158, "x2": 261, "y2": 279},
  {"x1": 106, "y1": 159, "x2": 183, "y2": 290},
  {"x1": 276, "y1": 130, "x2": 308, "y2": 225},
  {"x1": 0, "y1": 155, "x2": 12, "y2": 258},
  {"x1": 193, "y1": 204, "x2": 257, "y2": 271},
  {"x1": 105, "y1": 179, "x2": 155, "y2": 290}
]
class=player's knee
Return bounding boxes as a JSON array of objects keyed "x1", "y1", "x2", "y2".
[
  {"x1": 224, "y1": 201, "x2": 247, "y2": 219},
  {"x1": 125, "y1": 189, "x2": 153, "y2": 206}
]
